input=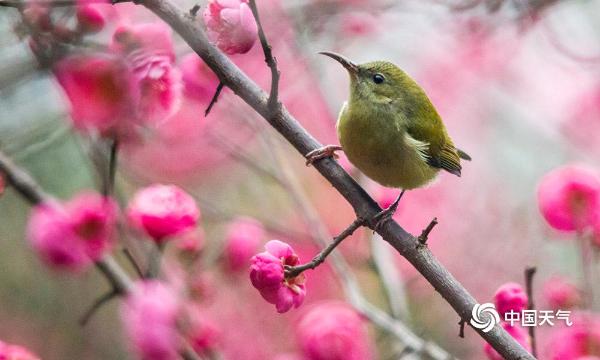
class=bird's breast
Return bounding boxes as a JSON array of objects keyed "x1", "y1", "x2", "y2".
[{"x1": 337, "y1": 103, "x2": 438, "y2": 189}]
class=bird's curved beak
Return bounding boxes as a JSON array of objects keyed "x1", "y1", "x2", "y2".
[{"x1": 319, "y1": 51, "x2": 358, "y2": 76}]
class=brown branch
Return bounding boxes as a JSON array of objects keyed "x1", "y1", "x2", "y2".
[
  {"x1": 139, "y1": 0, "x2": 534, "y2": 357},
  {"x1": 247, "y1": 0, "x2": 279, "y2": 112},
  {"x1": 417, "y1": 217, "x2": 438, "y2": 246},
  {"x1": 524, "y1": 266, "x2": 537, "y2": 358},
  {"x1": 284, "y1": 217, "x2": 365, "y2": 278}
]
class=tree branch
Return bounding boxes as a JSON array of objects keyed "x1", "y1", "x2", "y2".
[
  {"x1": 284, "y1": 216, "x2": 365, "y2": 278},
  {"x1": 139, "y1": 1, "x2": 534, "y2": 357}
]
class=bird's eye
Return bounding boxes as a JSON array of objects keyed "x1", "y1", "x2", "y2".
[{"x1": 373, "y1": 73, "x2": 385, "y2": 84}]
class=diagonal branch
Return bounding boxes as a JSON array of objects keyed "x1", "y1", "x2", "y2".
[{"x1": 139, "y1": 1, "x2": 534, "y2": 358}]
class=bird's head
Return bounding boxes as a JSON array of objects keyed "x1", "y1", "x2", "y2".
[{"x1": 320, "y1": 51, "x2": 413, "y2": 105}]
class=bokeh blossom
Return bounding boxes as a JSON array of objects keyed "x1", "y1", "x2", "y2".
[
  {"x1": 0, "y1": 340, "x2": 40, "y2": 360},
  {"x1": 27, "y1": 192, "x2": 118, "y2": 272},
  {"x1": 223, "y1": 217, "x2": 265, "y2": 272},
  {"x1": 549, "y1": 313, "x2": 600, "y2": 359},
  {"x1": 54, "y1": 54, "x2": 139, "y2": 138},
  {"x1": 122, "y1": 280, "x2": 181, "y2": 360},
  {"x1": 111, "y1": 23, "x2": 182, "y2": 125},
  {"x1": 203, "y1": 0, "x2": 258, "y2": 55},
  {"x1": 296, "y1": 302, "x2": 373, "y2": 360},
  {"x1": 537, "y1": 165, "x2": 600, "y2": 232},
  {"x1": 543, "y1": 276, "x2": 581, "y2": 310},
  {"x1": 484, "y1": 323, "x2": 530, "y2": 360},
  {"x1": 493, "y1": 282, "x2": 528, "y2": 317},
  {"x1": 127, "y1": 184, "x2": 200, "y2": 242},
  {"x1": 249, "y1": 240, "x2": 305, "y2": 313}
]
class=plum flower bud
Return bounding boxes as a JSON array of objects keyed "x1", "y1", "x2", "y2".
[
  {"x1": 250, "y1": 240, "x2": 305, "y2": 313},
  {"x1": 297, "y1": 302, "x2": 373, "y2": 360},
  {"x1": 0, "y1": 340, "x2": 40, "y2": 360},
  {"x1": 76, "y1": 4, "x2": 105, "y2": 33},
  {"x1": 537, "y1": 165, "x2": 600, "y2": 232},
  {"x1": 54, "y1": 54, "x2": 139, "y2": 138},
  {"x1": 494, "y1": 282, "x2": 528, "y2": 317},
  {"x1": 223, "y1": 217, "x2": 265, "y2": 272},
  {"x1": 484, "y1": 323, "x2": 530, "y2": 360},
  {"x1": 127, "y1": 184, "x2": 200, "y2": 242},
  {"x1": 122, "y1": 280, "x2": 181, "y2": 360},
  {"x1": 543, "y1": 276, "x2": 581, "y2": 310},
  {"x1": 27, "y1": 192, "x2": 118, "y2": 272},
  {"x1": 203, "y1": 0, "x2": 258, "y2": 55},
  {"x1": 183, "y1": 307, "x2": 221, "y2": 354}
]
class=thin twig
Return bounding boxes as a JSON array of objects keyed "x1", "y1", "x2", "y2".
[
  {"x1": 418, "y1": 217, "x2": 438, "y2": 246},
  {"x1": 102, "y1": 138, "x2": 119, "y2": 197},
  {"x1": 285, "y1": 217, "x2": 365, "y2": 278},
  {"x1": 247, "y1": 0, "x2": 280, "y2": 112},
  {"x1": 123, "y1": 248, "x2": 144, "y2": 278},
  {"x1": 458, "y1": 319, "x2": 466, "y2": 338},
  {"x1": 524, "y1": 266, "x2": 537, "y2": 358},
  {"x1": 204, "y1": 82, "x2": 224, "y2": 116},
  {"x1": 188, "y1": 3, "x2": 199, "y2": 17},
  {"x1": 79, "y1": 289, "x2": 118, "y2": 326}
]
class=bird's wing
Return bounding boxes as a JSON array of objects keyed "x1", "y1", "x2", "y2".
[
  {"x1": 426, "y1": 143, "x2": 462, "y2": 177},
  {"x1": 405, "y1": 125, "x2": 463, "y2": 177}
]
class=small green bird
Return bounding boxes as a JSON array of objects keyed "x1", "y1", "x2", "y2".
[{"x1": 308, "y1": 52, "x2": 470, "y2": 193}]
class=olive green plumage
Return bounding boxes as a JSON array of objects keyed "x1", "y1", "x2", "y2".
[{"x1": 322, "y1": 53, "x2": 470, "y2": 190}]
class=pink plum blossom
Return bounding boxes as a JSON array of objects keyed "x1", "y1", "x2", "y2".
[
  {"x1": 296, "y1": 301, "x2": 373, "y2": 360},
  {"x1": 494, "y1": 282, "x2": 528, "y2": 317},
  {"x1": 26, "y1": 192, "x2": 118, "y2": 272},
  {"x1": 550, "y1": 313, "x2": 600, "y2": 359},
  {"x1": 203, "y1": 0, "x2": 258, "y2": 55},
  {"x1": 0, "y1": 340, "x2": 40, "y2": 360},
  {"x1": 223, "y1": 217, "x2": 265, "y2": 272},
  {"x1": 537, "y1": 165, "x2": 600, "y2": 232},
  {"x1": 484, "y1": 323, "x2": 530, "y2": 360},
  {"x1": 122, "y1": 280, "x2": 181, "y2": 360},
  {"x1": 127, "y1": 184, "x2": 200, "y2": 242},
  {"x1": 53, "y1": 54, "x2": 139, "y2": 138},
  {"x1": 249, "y1": 240, "x2": 305, "y2": 313},
  {"x1": 543, "y1": 276, "x2": 581, "y2": 310},
  {"x1": 111, "y1": 23, "x2": 182, "y2": 125}
]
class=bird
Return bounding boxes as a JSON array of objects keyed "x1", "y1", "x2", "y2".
[{"x1": 307, "y1": 52, "x2": 470, "y2": 220}]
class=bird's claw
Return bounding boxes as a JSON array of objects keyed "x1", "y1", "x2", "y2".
[
  {"x1": 371, "y1": 190, "x2": 405, "y2": 232},
  {"x1": 305, "y1": 145, "x2": 343, "y2": 166}
]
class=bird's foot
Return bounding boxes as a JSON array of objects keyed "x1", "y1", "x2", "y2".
[
  {"x1": 305, "y1": 145, "x2": 343, "y2": 166},
  {"x1": 371, "y1": 190, "x2": 406, "y2": 232}
]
